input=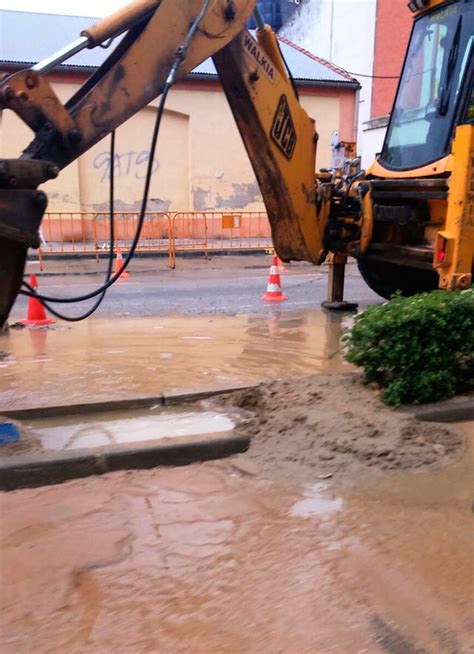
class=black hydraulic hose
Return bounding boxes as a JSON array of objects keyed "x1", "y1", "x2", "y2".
[
  {"x1": 345, "y1": 171, "x2": 365, "y2": 197},
  {"x1": 21, "y1": 132, "x2": 117, "y2": 321},
  {"x1": 20, "y1": 85, "x2": 165, "y2": 303},
  {"x1": 20, "y1": 0, "x2": 213, "y2": 308}
]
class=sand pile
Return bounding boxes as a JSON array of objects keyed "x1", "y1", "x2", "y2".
[{"x1": 213, "y1": 373, "x2": 464, "y2": 481}]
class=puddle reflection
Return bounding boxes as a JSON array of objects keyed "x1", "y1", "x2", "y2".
[
  {"x1": 0, "y1": 310, "x2": 351, "y2": 410},
  {"x1": 289, "y1": 482, "x2": 344, "y2": 518}
]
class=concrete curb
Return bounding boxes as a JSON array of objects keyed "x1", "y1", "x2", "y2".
[
  {"x1": 0, "y1": 434, "x2": 249, "y2": 491},
  {"x1": 400, "y1": 398, "x2": 474, "y2": 423},
  {"x1": 1, "y1": 383, "x2": 256, "y2": 420}
]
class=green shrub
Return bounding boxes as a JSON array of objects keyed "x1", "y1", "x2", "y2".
[{"x1": 343, "y1": 289, "x2": 474, "y2": 407}]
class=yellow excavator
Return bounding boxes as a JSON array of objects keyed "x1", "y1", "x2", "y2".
[{"x1": 0, "y1": 0, "x2": 472, "y2": 325}]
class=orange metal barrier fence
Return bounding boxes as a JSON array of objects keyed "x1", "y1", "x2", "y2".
[
  {"x1": 171, "y1": 211, "x2": 271, "y2": 257},
  {"x1": 38, "y1": 211, "x2": 273, "y2": 269}
]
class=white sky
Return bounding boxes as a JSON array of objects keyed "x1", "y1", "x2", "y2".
[{"x1": 0, "y1": 0, "x2": 127, "y2": 16}]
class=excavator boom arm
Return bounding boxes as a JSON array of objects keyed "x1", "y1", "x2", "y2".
[
  {"x1": 0, "y1": 0, "x2": 326, "y2": 325},
  {"x1": 213, "y1": 29, "x2": 323, "y2": 263},
  {"x1": 3, "y1": 0, "x2": 256, "y2": 168}
]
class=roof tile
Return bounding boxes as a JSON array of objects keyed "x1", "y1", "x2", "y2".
[{"x1": 0, "y1": 9, "x2": 358, "y2": 87}]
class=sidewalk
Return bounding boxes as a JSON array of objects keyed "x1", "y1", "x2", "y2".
[
  {"x1": 27, "y1": 253, "x2": 173, "y2": 277},
  {"x1": 28, "y1": 251, "x2": 264, "y2": 276},
  {"x1": 26, "y1": 252, "x2": 358, "y2": 278}
]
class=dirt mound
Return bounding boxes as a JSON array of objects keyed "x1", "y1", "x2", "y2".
[{"x1": 213, "y1": 373, "x2": 464, "y2": 482}]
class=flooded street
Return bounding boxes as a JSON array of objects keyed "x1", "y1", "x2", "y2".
[
  {"x1": 1, "y1": 421, "x2": 472, "y2": 653},
  {"x1": 1, "y1": 305, "x2": 472, "y2": 652},
  {"x1": 0, "y1": 310, "x2": 349, "y2": 411}
]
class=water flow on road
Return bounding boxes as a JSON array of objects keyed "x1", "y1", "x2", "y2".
[{"x1": 0, "y1": 310, "x2": 350, "y2": 411}]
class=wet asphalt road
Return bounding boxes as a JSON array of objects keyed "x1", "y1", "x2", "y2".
[{"x1": 12, "y1": 255, "x2": 382, "y2": 320}]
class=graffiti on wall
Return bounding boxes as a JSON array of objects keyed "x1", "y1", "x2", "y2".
[{"x1": 94, "y1": 150, "x2": 160, "y2": 183}]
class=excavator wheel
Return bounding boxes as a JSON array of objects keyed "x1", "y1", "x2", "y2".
[{"x1": 357, "y1": 257, "x2": 439, "y2": 301}]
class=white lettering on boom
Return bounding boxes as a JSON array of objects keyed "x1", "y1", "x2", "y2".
[{"x1": 243, "y1": 33, "x2": 276, "y2": 82}]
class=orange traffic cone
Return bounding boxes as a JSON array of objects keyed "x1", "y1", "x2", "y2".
[
  {"x1": 271, "y1": 248, "x2": 286, "y2": 272},
  {"x1": 21, "y1": 274, "x2": 55, "y2": 326},
  {"x1": 261, "y1": 255, "x2": 288, "y2": 303},
  {"x1": 276, "y1": 255, "x2": 286, "y2": 273},
  {"x1": 114, "y1": 247, "x2": 129, "y2": 281}
]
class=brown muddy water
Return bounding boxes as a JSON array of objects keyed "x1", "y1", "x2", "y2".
[
  {"x1": 0, "y1": 310, "x2": 349, "y2": 411},
  {"x1": 27, "y1": 406, "x2": 236, "y2": 451},
  {"x1": 0, "y1": 422, "x2": 472, "y2": 653}
]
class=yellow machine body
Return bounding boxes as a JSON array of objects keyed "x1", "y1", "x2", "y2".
[{"x1": 357, "y1": 0, "x2": 473, "y2": 298}]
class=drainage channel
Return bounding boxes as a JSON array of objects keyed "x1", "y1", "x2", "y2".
[
  {"x1": 28, "y1": 406, "x2": 236, "y2": 451},
  {"x1": 0, "y1": 405, "x2": 248, "y2": 491}
]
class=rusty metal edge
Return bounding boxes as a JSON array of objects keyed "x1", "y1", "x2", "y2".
[
  {"x1": 0, "y1": 433, "x2": 250, "y2": 492},
  {"x1": 1, "y1": 383, "x2": 257, "y2": 420}
]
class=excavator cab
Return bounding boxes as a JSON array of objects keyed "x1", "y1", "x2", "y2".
[
  {"x1": 359, "y1": 0, "x2": 474, "y2": 299},
  {"x1": 381, "y1": 0, "x2": 473, "y2": 171}
]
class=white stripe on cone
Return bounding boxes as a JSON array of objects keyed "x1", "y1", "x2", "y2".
[
  {"x1": 266, "y1": 283, "x2": 282, "y2": 292},
  {"x1": 262, "y1": 254, "x2": 287, "y2": 302}
]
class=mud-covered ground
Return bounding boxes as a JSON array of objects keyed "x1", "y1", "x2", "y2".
[
  {"x1": 1, "y1": 423, "x2": 472, "y2": 654},
  {"x1": 211, "y1": 373, "x2": 465, "y2": 482},
  {"x1": 1, "y1": 374, "x2": 471, "y2": 653}
]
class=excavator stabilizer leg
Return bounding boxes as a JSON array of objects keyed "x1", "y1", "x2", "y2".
[{"x1": 321, "y1": 253, "x2": 358, "y2": 312}]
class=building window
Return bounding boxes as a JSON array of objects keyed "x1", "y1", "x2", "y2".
[{"x1": 247, "y1": 0, "x2": 299, "y2": 31}]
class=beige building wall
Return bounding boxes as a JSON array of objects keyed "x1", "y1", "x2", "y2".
[
  {"x1": 0, "y1": 78, "x2": 342, "y2": 213},
  {"x1": 79, "y1": 106, "x2": 190, "y2": 212},
  {"x1": 0, "y1": 82, "x2": 82, "y2": 212},
  {"x1": 166, "y1": 86, "x2": 340, "y2": 212}
]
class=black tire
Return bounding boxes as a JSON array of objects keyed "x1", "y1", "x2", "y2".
[{"x1": 357, "y1": 258, "x2": 439, "y2": 300}]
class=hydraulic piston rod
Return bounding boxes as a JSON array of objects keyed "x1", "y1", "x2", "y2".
[
  {"x1": 32, "y1": 37, "x2": 90, "y2": 75},
  {"x1": 32, "y1": 0, "x2": 161, "y2": 74}
]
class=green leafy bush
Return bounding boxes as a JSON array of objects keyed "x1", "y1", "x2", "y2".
[{"x1": 343, "y1": 289, "x2": 474, "y2": 407}]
